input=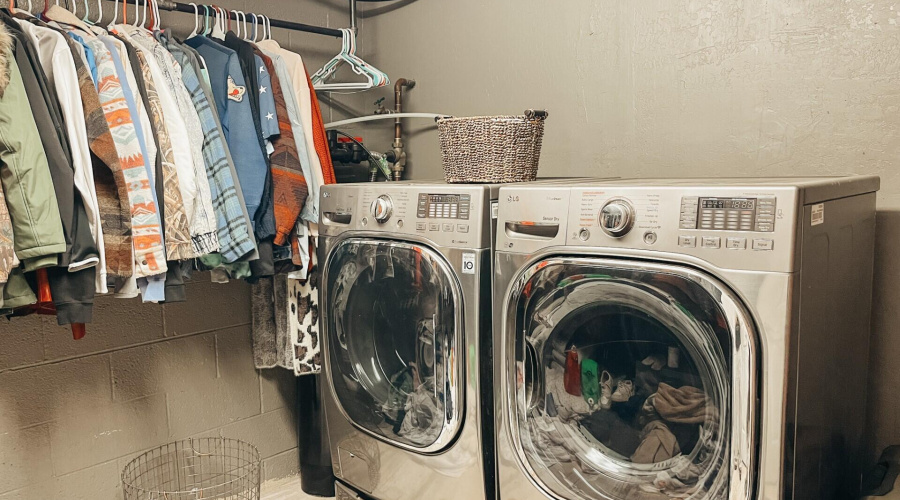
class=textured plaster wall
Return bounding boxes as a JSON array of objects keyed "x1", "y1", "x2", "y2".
[
  {"x1": 0, "y1": 0, "x2": 367, "y2": 498},
  {"x1": 354, "y1": 0, "x2": 900, "y2": 463}
]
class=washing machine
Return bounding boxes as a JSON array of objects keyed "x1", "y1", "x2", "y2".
[
  {"x1": 318, "y1": 181, "x2": 501, "y2": 500},
  {"x1": 492, "y1": 177, "x2": 879, "y2": 500}
]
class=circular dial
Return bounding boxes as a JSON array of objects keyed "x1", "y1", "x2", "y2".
[
  {"x1": 370, "y1": 195, "x2": 393, "y2": 223},
  {"x1": 599, "y1": 198, "x2": 635, "y2": 237}
]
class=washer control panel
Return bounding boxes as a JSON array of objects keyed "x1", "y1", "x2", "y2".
[
  {"x1": 679, "y1": 196, "x2": 776, "y2": 232},
  {"x1": 496, "y1": 184, "x2": 801, "y2": 273}
]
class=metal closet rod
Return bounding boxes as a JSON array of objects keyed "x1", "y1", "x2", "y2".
[{"x1": 107, "y1": 0, "x2": 345, "y2": 37}]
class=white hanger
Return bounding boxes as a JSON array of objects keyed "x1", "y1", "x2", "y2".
[
  {"x1": 249, "y1": 12, "x2": 258, "y2": 41},
  {"x1": 264, "y1": 15, "x2": 271, "y2": 40},
  {"x1": 211, "y1": 5, "x2": 225, "y2": 39},
  {"x1": 108, "y1": 0, "x2": 118, "y2": 27},
  {"x1": 254, "y1": 15, "x2": 265, "y2": 42},
  {"x1": 187, "y1": 2, "x2": 199, "y2": 37},
  {"x1": 233, "y1": 10, "x2": 242, "y2": 38},
  {"x1": 312, "y1": 28, "x2": 390, "y2": 91}
]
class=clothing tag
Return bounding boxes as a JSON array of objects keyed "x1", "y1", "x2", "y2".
[
  {"x1": 227, "y1": 76, "x2": 246, "y2": 102},
  {"x1": 462, "y1": 252, "x2": 476, "y2": 274},
  {"x1": 811, "y1": 203, "x2": 825, "y2": 226}
]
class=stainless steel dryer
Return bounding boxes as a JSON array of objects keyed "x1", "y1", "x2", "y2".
[
  {"x1": 493, "y1": 177, "x2": 879, "y2": 500},
  {"x1": 318, "y1": 181, "x2": 499, "y2": 500}
]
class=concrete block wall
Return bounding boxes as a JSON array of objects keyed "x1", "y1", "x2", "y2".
[
  {"x1": 0, "y1": 0, "x2": 377, "y2": 497},
  {"x1": 0, "y1": 277, "x2": 300, "y2": 499}
]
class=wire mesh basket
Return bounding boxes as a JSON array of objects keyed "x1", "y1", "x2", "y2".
[
  {"x1": 436, "y1": 109, "x2": 548, "y2": 183},
  {"x1": 122, "y1": 438, "x2": 261, "y2": 500}
]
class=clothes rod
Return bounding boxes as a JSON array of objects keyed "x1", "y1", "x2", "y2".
[{"x1": 107, "y1": 0, "x2": 344, "y2": 37}]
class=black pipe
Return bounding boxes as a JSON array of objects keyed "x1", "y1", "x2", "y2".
[
  {"x1": 106, "y1": 0, "x2": 344, "y2": 37},
  {"x1": 297, "y1": 375, "x2": 336, "y2": 497}
]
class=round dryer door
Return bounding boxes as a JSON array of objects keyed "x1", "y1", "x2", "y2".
[
  {"x1": 324, "y1": 239, "x2": 463, "y2": 452},
  {"x1": 505, "y1": 258, "x2": 756, "y2": 500}
]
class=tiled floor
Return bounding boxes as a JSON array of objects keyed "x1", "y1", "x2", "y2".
[{"x1": 261, "y1": 476, "x2": 335, "y2": 500}]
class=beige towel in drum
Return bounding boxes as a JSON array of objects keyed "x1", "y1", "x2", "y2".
[{"x1": 653, "y1": 382, "x2": 718, "y2": 425}]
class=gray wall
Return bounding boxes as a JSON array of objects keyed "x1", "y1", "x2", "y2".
[
  {"x1": 0, "y1": 1, "x2": 365, "y2": 498},
  {"x1": 354, "y1": 0, "x2": 900, "y2": 463}
]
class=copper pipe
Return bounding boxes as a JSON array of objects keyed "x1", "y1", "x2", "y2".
[{"x1": 394, "y1": 78, "x2": 415, "y2": 140}]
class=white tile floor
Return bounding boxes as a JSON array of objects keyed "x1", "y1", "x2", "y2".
[{"x1": 261, "y1": 476, "x2": 335, "y2": 500}]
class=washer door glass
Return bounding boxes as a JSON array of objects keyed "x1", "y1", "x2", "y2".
[
  {"x1": 326, "y1": 239, "x2": 461, "y2": 451},
  {"x1": 509, "y1": 259, "x2": 755, "y2": 500}
]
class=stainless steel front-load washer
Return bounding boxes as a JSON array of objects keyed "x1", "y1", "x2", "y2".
[
  {"x1": 319, "y1": 181, "x2": 500, "y2": 500},
  {"x1": 493, "y1": 177, "x2": 879, "y2": 500}
]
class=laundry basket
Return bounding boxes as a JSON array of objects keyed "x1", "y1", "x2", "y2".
[
  {"x1": 436, "y1": 110, "x2": 548, "y2": 183},
  {"x1": 122, "y1": 438, "x2": 261, "y2": 500}
]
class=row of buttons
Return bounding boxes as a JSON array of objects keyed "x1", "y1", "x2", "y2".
[
  {"x1": 416, "y1": 222, "x2": 469, "y2": 233},
  {"x1": 678, "y1": 235, "x2": 774, "y2": 251}
]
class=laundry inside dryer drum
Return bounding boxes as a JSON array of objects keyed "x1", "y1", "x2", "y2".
[
  {"x1": 513, "y1": 261, "x2": 733, "y2": 499},
  {"x1": 327, "y1": 240, "x2": 457, "y2": 449}
]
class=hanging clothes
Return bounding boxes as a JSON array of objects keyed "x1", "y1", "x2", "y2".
[
  {"x1": 257, "y1": 46, "x2": 317, "y2": 227},
  {"x1": 114, "y1": 28, "x2": 195, "y2": 262},
  {"x1": 184, "y1": 36, "x2": 271, "y2": 240},
  {"x1": 157, "y1": 31, "x2": 256, "y2": 264},
  {"x1": 254, "y1": 48, "x2": 307, "y2": 247},
  {"x1": 14, "y1": 18, "x2": 101, "y2": 274},
  {"x1": 123, "y1": 27, "x2": 219, "y2": 256},
  {"x1": 53, "y1": 28, "x2": 133, "y2": 288},
  {"x1": 256, "y1": 40, "x2": 325, "y2": 221},
  {"x1": 1, "y1": 12, "x2": 98, "y2": 325}
]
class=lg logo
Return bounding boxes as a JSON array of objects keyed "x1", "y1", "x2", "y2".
[{"x1": 507, "y1": 195, "x2": 520, "y2": 203}]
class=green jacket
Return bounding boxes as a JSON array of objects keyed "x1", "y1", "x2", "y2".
[
  {"x1": 0, "y1": 24, "x2": 66, "y2": 307},
  {"x1": 0, "y1": 24, "x2": 65, "y2": 267}
]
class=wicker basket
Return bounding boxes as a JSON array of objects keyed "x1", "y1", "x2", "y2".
[
  {"x1": 122, "y1": 438, "x2": 261, "y2": 500},
  {"x1": 436, "y1": 110, "x2": 548, "y2": 183}
]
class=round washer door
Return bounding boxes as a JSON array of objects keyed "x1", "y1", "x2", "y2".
[
  {"x1": 325, "y1": 238, "x2": 463, "y2": 452},
  {"x1": 505, "y1": 258, "x2": 756, "y2": 500}
]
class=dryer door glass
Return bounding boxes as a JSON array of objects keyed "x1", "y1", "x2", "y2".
[
  {"x1": 325, "y1": 239, "x2": 461, "y2": 451},
  {"x1": 507, "y1": 258, "x2": 755, "y2": 500}
]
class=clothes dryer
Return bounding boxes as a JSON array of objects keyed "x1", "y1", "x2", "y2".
[
  {"x1": 493, "y1": 177, "x2": 878, "y2": 500},
  {"x1": 319, "y1": 181, "x2": 500, "y2": 500}
]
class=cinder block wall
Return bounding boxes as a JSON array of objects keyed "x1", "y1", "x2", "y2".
[
  {"x1": 0, "y1": 0, "x2": 376, "y2": 497},
  {"x1": 0, "y1": 277, "x2": 300, "y2": 499}
]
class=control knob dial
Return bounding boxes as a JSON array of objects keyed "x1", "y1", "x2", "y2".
[
  {"x1": 370, "y1": 195, "x2": 393, "y2": 223},
  {"x1": 599, "y1": 198, "x2": 635, "y2": 237}
]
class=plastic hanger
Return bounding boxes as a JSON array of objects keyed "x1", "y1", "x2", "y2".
[
  {"x1": 253, "y1": 14, "x2": 264, "y2": 42},
  {"x1": 140, "y1": 0, "x2": 148, "y2": 28},
  {"x1": 265, "y1": 15, "x2": 272, "y2": 40},
  {"x1": 249, "y1": 12, "x2": 258, "y2": 41},
  {"x1": 107, "y1": 0, "x2": 118, "y2": 27},
  {"x1": 187, "y1": 3, "x2": 199, "y2": 37},
  {"x1": 201, "y1": 5, "x2": 210, "y2": 36},
  {"x1": 83, "y1": 0, "x2": 101, "y2": 25},
  {"x1": 210, "y1": 5, "x2": 225, "y2": 39},
  {"x1": 312, "y1": 28, "x2": 390, "y2": 91},
  {"x1": 152, "y1": 0, "x2": 161, "y2": 30}
]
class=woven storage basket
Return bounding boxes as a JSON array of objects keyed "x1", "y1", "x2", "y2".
[{"x1": 436, "y1": 110, "x2": 548, "y2": 183}]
